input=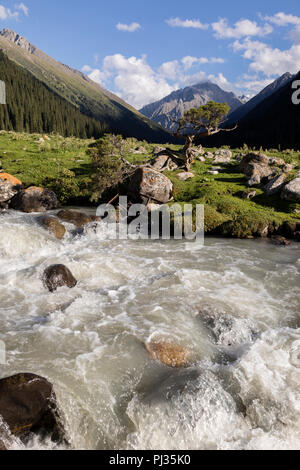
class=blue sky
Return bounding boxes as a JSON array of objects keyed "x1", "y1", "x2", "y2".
[{"x1": 0, "y1": 0, "x2": 300, "y2": 107}]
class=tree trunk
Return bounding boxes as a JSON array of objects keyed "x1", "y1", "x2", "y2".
[{"x1": 183, "y1": 135, "x2": 195, "y2": 171}]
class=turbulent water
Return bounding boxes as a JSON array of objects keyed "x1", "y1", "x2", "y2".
[{"x1": 0, "y1": 209, "x2": 300, "y2": 450}]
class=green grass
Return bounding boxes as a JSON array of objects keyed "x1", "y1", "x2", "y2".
[{"x1": 1, "y1": 131, "x2": 299, "y2": 237}]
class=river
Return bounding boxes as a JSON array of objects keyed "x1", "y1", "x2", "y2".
[{"x1": 0, "y1": 209, "x2": 299, "y2": 450}]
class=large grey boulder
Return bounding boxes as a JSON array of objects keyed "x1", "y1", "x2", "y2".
[
  {"x1": 239, "y1": 153, "x2": 274, "y2": 186},
  {"x1": 125, "y1": 167, "x2": 173, "y2": 204},
  {"x1": 281, "y1": 178, "x2": 300, "y2": 202},
  {"x1": 150, "y1": 153, "x2": 182, "y2": 172},
  {"x1": 213, "y1": 149, "x2": 232, "y2": 163},
  {"x1": 264, "y1": 173, "x2": 287, "y2": 196}
]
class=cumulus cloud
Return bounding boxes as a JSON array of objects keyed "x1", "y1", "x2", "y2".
[
  {"x1": 166, "y1": 17, "x2": 209, "y2": 30},
  {"x1": 233, "y1": 38, "x2": 300, "y2": 76},
  {"x1": 212, "y1": 18, "x2": 273, "y2": 39},
  {"x1": 264, "y1": 12, "x2": 300, "y2": 44},
  {"x1": 82, "y1": 53, "x2": 230, "y2": 108},
  {"x1": 116, "y1": 22, "x2": 141, "y2": 32},
  {"x1": 264, "y1": 12, "x2": 300, "y2": 27},
  {"x1": 83, "y1": 54, "x2": 175, "y2": 108},
  {"x1": 0, "y1": 2, "x2": 28, "y2": 20}
]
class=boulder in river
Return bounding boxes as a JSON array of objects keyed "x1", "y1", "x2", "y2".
[
  {"x1": 145, "y1": 339, "x2": 190, "y2": 368},
  {"x1": 0, "y1": 173, "x2": 22, "y2": 204},
  {"x1": 281, "y1": 178, "x2": 300, "y2": 202},
  {"x1": 197, "y1": 303, "x2": 256, "y2": 347},
  {"x1": 57, "y1": 209, "x2": 97, "y2": 228},
  {"x1": 43, "y1": 264, "x2": 77, "y2": 292},
  {"x1": 125, "y1": 167, "x2": 173, "y2": 205},
  {"x1": 40, "y1": 215, "x2": 66, "y2": 240},
  {"x1": 0, "y1": 373, "x2": 66, "y2": 446},
  {"x1": 10, "y1": 186, "x2": 58, "y2": 213}
]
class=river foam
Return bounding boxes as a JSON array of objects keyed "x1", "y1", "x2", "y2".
[{"x1": 0, "y1": 209, "x2": 299, "y2": 450}]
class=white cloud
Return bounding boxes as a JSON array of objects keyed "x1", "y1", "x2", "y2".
[
  {"x1": 0, "y1": 5, "x2": 18, "y2": 20},
  {"x1": 235, "y1": 74, "x2": 273, "y2": 94},
  {"x1": 264, "y1": 12, "x2": 300, "y2": 27},
  {"x1": 166, "y1": 17, "x2": 209, "y2": 30},
  {"x1": 15, "y1": 3, "x2": 29, "y2": 16},
  {"x1": 83, "y1": 54, "x2": 175, "y2": 108},
  {"x1": 233, "y1": 38, "x2": 300, "y2": 76},
  {"x1": 0, "y1": 3, "x2": 28, "y2": 20},
  {"x1": 264, "y1": 12, "x2": 300, "y2": 44},
  {"x1": 181, "y1": 56, "x2": 225, "y2": 70},
  {"x1": 116, "y1": 22, "x2": 141, "y2": 32},
  {"x1": 82, "y1": 53, "x2": 231, "y2": 108},
  {"x1": 212, "y1": 18, "x2": 273, "y2": 39}
]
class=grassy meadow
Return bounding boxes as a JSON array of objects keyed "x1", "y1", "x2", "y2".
[{"x1": 0, "y1": 130, "x2": 299, "y2": 237}]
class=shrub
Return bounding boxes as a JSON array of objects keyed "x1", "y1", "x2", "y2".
[{"x1": 89, "y1": 134, "x2": 124, "y2": 202}]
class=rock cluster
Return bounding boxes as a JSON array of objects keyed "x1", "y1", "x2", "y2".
[
  {"x1": 0, "y1": 173, "x2": 58, "y2": 212},
  {"x1": 239, "y1": 152, "x2": 300, "y2": 202}
]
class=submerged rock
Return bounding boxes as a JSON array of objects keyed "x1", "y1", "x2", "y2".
[
  {"x1": 0, "y1": 173, "x2": 22, "y2": 203},
  {"x1": 40, "y1": 215, "x2": 66, "y2": 240},
  {"x1": 10, "y1": 186, "x2": 58, "y2": 213},
  {"x1": 0, "y1": 373, "x2": 66, "y2": 446},
  {"x1": 43, "y1": 264, "x2": 77, "y2": 292},
  {"x1": 197, "y1": 303, "x2": 257, "y2": 347},
  {"x1": 145, "y1": 339, "x2": 190, "y2": 368},
  {"x1": 270, "y1": 235, "x2": 292, "y2": 246},
  {"x1": 57, "y1": 209, "x2": 97, "y2": 228}
]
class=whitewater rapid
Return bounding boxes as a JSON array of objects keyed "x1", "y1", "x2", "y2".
[{"x1": 0, "y1": 209, "x2": 299, "y2": 450}]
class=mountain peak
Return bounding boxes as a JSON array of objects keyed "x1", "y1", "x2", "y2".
[
  {"x1": 0, "y1": 28, "x2": 37, "y2": 54},
  {"x1": 140, "y1": 82, "x2": 242, "y2": 131}
]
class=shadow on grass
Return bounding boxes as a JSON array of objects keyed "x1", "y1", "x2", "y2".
[{"x1": 70, "y1": 163, "x2": 93, "y2": 176}]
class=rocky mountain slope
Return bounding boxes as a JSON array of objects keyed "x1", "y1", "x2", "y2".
[
  {"x1": 201, "y1": 71, "x2": 300, "y2": 150},
  {"x1": 226, "y1": 73, "x2": 294, "y2": 125},
  {"x1": 139, "y1": 82, "x2": 243, "y2": 131},
  {"x1": 0, "y1": 29, "x2": 171, "y2": 142}
]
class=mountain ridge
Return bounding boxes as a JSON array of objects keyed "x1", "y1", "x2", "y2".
[
  {"x1": 0, "y1": 29, "x2": 172, "y2": 142},
  {"x1": 200, "y1": 71, "x2": 300, "y2": 149},
  {"x1": 226, "y1": 72, "x2": 294, "y2": 125},
  {"x1": 139, "y1": 82, "x2": 243, "y2": 131}
]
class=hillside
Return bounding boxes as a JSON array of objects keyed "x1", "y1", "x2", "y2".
[
  {"x1": 0, "y1": 50, "x2": 105, "y2": 138},
  {"x1": 140, "y1": 82, "x2": 243, "y2": 130},
  {"x1": 226, "y1": 73, "x2": 294, "y2": 125},
  {"x1": 0, "y1": 29, "x2": 172, "y2": 142},
  {"x1": 201, "y1": 72, "x2": 300, "y2": 150}
]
